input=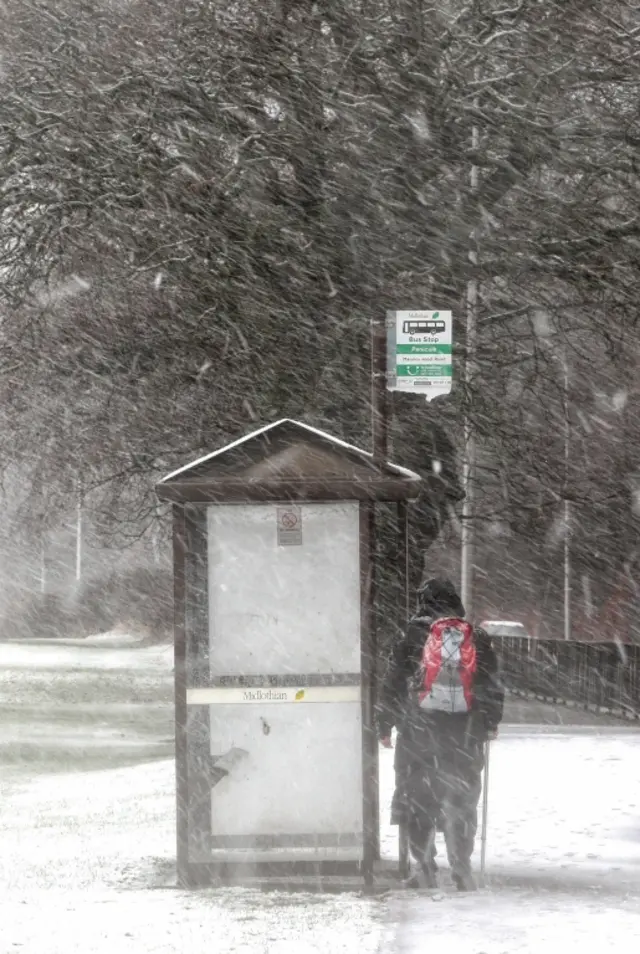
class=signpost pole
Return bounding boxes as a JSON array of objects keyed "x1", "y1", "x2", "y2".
[
  {"x1": 367, "y1": 318, "x2": 390, "y2": 879},
  {"x1": 397, "y1": 497, "x2": 411, "y2": 880},
  {"x1": 371, "y1": 319, "x2": 389, "y2": 465}
]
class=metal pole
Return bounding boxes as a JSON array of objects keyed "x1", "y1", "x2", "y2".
[
  {"x1": 365, "y1": 318, "x2": 390, "y2": 886},
  {"x1": 461, "y1": 112, "x2": 479, "y2": 617},
  {"x1": 370, "y1": 317, "x2": 390, "y2": 861},
  {"x1": 397, "y1": 499, "x2": 411, "y2": 880},
  {"x1": 371, "y1": 318, "x2": 390, "y2": 465},
  {"x1": 563, "y1": 353, "x2": 571, "y2": 640},
  {"x1": 480, "y1": 739, "x2": 491, "y2": 880},
  {"x1": 75, "y1": 488, "x2": 83, "y2": 584}
]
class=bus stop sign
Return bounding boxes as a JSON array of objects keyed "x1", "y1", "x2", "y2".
[{"x1": 386, "y1": 310, "x2": 453, "y2": 400}]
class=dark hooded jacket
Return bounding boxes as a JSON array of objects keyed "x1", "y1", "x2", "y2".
[{"x1": 376, "y1": 578, "x2": 504, "y2": 740}]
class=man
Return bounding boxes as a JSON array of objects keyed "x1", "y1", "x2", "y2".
[{"x1": 377, "y1": 578, "x2": 504, "y2": 891}]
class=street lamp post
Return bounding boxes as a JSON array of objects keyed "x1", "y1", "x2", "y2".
[
  {"x1": 460, "y1": 108, "x2": 479, "y2": 617},
  {"x1": 562, "y1": 351, "x2": 571, "y2": 641}
]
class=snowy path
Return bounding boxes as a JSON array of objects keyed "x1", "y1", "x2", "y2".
[
  {"x1": 379, "y1": 727, "x2": 640, "y2": 952},
  {"x1": 1, "y1": 638, "x2": 639, "y2": 952}
]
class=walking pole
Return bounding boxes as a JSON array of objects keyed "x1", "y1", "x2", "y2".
[
  {"x1": 399, "y1": 820, "x2": 410, "y2": 881},
  {"x1": 479, "y1": 740, "x2": 491, "y2": 882}
]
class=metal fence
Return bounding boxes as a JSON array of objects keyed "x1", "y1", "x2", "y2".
[{"x1": 493, "y1": 637, "x2": 640, "y2": 720}]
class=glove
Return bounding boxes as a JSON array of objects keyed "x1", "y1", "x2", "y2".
[
  {"x1": 380, "y1": 736, "x2": 393, "y2": 749},
  {"x1": 486, "y1": 727, "x2": 498, "y2": 741}
]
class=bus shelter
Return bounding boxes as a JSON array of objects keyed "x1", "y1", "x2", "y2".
[{"x1": 156, "y1": 418, "x2": 420, "y2": 888}]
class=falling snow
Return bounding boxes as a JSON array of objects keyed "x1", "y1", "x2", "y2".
[
  {"x1": 1, "y1": 637, "x2": 639, "y2": 951},
  {"x1": 0, "y1": 2, "x2": 639, "y2": 950}
]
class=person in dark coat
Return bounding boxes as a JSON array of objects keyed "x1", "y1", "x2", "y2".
[{"x1": 377, "y1": 578, "x2": 504, "y2": 891}]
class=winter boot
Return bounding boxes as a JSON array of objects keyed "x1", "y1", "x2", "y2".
[
  {"x1": 451, "y1": 866, "x2": 477, "y2": 892},
  {"x1": 404, "y1": 860, "x2": 439, "y2": 890},
  {"x1": 420, "y1": 860, "x2": 439, "y2": 889}
]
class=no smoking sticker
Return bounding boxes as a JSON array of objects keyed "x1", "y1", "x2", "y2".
[{"x1": 276, "y1": 505, "x2": 303, "y2": 546}]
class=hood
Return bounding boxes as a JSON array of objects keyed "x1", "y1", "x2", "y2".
[{"x1": 417, "y1": 577, "x2": 465, "y2": 619}]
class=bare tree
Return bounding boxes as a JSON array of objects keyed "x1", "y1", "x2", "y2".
[{"x1": 1, "y1": 0, "x2": 639, "y2": 633}]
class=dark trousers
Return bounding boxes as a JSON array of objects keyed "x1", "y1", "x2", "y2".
[{"x1": 395, "y1": 715, "x2": 484, "y2": 877}]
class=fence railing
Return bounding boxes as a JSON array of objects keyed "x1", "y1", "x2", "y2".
[{"x1": 492, "y1": 637, "x2": 640, "y2": 720}]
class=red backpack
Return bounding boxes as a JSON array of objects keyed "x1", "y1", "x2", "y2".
[{"x1": 417, "y1": 617, "x2": 477, "y2": 713}]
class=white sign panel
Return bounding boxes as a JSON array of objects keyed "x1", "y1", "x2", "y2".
[
  {"x1": 208, "y1": 502, "x2": 360, "y2": 676},
  {"x1": 386, "y1": 309, "x2": 452, "y2": 400}
]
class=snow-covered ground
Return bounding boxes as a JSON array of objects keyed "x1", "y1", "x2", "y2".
[
  {"x1": 380, "y1": 726, "x2": 640, "y2": 952},
  {"x1": 0, "y1": 632, "x2": 174, "y2": 782},
  {"x1": 1, "y1": 636, "x2": 639, "y2": 952}
]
